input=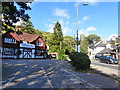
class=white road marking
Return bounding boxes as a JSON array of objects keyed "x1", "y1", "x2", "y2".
[
  {"x1": 2, "y1": 69, "x2": 21, "y2": 89},
  {"x1": 41, "y1": 67, "x2": 54, "y2": 89},
  {"x1": 63, "y1": 69, "x2": 98, "y2": 88}
]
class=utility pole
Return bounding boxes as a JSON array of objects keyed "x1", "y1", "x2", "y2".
[
  {"x1": 76, "y1": 3, "x2": 79, "y2": 52},
  {"x1": 75, "y1": 2, "x2": 88, "y2": 52}
]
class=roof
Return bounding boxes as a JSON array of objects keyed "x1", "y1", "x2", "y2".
[
  {"x1": 2, "y1": 30, "x2": 43, "y2": 43},
  {"x1": 18, "y1": 33, "x2": 40, "y2": 43},
  {"x1": 89, "y1": 40, "x2": 107, "y2": 49},
  {"x1": 98, "y1": 48, "x2": 112, "y2": 54}
]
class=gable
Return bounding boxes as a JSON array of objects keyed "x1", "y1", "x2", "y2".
[{"x1": 3, "y1": 32, "x2": 20, "y2": 41}]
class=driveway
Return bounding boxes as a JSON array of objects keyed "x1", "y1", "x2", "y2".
[{"x1": 1, "y1": 59, "x2": 119, "y2": 89}]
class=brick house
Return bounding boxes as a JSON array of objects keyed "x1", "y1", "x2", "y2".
[{"x1": 0, "y1": 30, "x2": 48, "y2": 59}]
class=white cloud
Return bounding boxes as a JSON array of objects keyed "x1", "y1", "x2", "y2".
[
  {"x1": 65, "y1": 21, "x2": 69, "y2": 25},
  {"x1": 46, "y1": 18, "x2": 72, "y2": 35},
  {"x1": 78, "y1": 26, "x2": 97, "y2": 36},
  {"x1": 108, "y1": 34, "x2": 118, "y2": 41},
  {"x1": 73, "y1": 20, "x2": 82, "y2": 25},
  {"x1": 48, "y1": 18, "x2": 52, "y2": 21},
  {"x1": 86, "y1": 27, "x2": 97, "y2": 31},
  {"x1": 82, "y1": 16, "x2": 90, "y2": 21},
  {"x1": 46, "y1": 24, "x2": 54, "y2": 33},
  {"x1": 53, "y1": 8, "x2": 70, "y2": 19},
  {"x1": 63, "y1": 27, "x2": 72, "y2": 35}
]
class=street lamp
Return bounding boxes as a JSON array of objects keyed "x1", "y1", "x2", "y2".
[{"x1": 75, "y1": 2, "x2": 88, "y2": 52}]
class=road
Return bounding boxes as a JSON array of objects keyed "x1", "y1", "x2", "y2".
[
  {"x1": 1, "y1": 59, "x2": 119, "y2": 89},
  {"x1": 91, "y1": 60, "x2": 119, "y2": 78},
  {"x1": 91, "y1": 60, "x2": 118, "y2": 70}
]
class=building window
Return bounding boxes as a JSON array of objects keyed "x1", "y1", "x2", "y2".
[
  {"x1": 35, "y1": 50, "x2": 42, "y2": 56},
  {"x1": 4, "y1": 38, "x2": 16, "y2": 44},
  {"x1": 36, "y1": 42, "x2": 43, "y2": 46},
  {"x1": 3, "y1": 48, "x2": 15, "y2": 55}
]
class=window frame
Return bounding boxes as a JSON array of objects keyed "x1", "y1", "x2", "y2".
[{"x1": 4, "y1": 38, "x2": 16, "y2": 44}]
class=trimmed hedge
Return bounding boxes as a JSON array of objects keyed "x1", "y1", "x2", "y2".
[{"x1": 69, "y1": 52, "x2": 91, "y2": 70}]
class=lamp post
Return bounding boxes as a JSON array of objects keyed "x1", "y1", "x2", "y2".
[{"x1": 75, "y1": 2, "x2": 88, "y2": 52}]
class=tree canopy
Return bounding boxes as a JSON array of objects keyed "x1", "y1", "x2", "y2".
[
  {"x1": 20, "y1": 20, "x2": 36, "y2": 34},
  {"x1": 86, "y1": 34, "x2": 101, "y2": 45},
  {"x1": 2, "y1": 2, "x2": 31, "y2": 31},
  {"x1": 80, "y1": 34, "x2": 88, "y2": 54}
]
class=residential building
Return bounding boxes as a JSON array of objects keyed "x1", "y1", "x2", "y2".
[
  {"x1": 88, "y1": 40, "x2": 111, "y2": 59},
  {"x1": 0, "y1": 29, "x2": 48, "y2": 59}
]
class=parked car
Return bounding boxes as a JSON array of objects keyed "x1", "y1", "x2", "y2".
[
  {"x1": 95, "y1": 55, "x2": 101, "y2": 60},
  {"x1": 51, "y1": 54, "x2": 56, "y2": 58},
  {"x1": 98, "y1": 56, "x2": 118, "y2": 64}
]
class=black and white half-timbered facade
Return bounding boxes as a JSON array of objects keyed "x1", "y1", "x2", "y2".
[{"x1": 0, "y1": 30, "x2": 48, "y2": 59}]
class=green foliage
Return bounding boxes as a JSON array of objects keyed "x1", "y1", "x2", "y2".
[
  {"x1": 20, "y1": 20, "x2": 36, "y2": 34},
  {"x1": 53, "y1": 21, "x2": 63, "y2": 42},
  {"x1": 110, "y1": 40, "x2": 115, "y2": 46},
  {"x1": 58, "y1": 49, "x2": 65, "y2": 59},
  {"x1": 48, "y1": 21, "x2": 63, "y2": 52},
  {"x1": 63, "y1": 36, "x2": 75, "y2": 53},
  {"x1": 2, "y1": 2, "x2": 32, "y2": 31},
  {"x1": 86, "y1": 34, "x2": 101, "y2": 45},
  {"x1": 61, "y1": 55, "x2": 68, "y2": 61},
  {"x1": 58, "y1": 49, "x2": 68, "y2": 61},
  {"x1": 69, "y1": 52, "x2": 91, "y2": 70},
  {"x1": 80, "y1": 35, "x2": 88, "y2": 54}
]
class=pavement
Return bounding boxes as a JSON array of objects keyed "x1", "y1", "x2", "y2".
[{"x1": 1, "y1": 59, "x2": 119, "y2": 89}]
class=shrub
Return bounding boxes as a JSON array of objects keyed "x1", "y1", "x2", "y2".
[
  {"x1": 58, "y1": 49, "x2": 68, "y2": 61},
  {"x1": 58, "y1": 49, "x2": 65, "y2": 60},
  {"x1": 69, "y1": 52, "x2": 91, "y2": 70},
  {"x1": 62, "y1": 55, "x2": 68, "y2": 61}
]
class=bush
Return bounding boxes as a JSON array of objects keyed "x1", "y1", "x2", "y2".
[
  {"x1": 69, "y1": 52, "x2": 91, "y2": 70},
  {"x1": 58, "y1": 49, "x2": 68, "y2": 61},
  {"x1": 62, "y1": 55, "x2": 68, "y2": 61},
  {"x1": 58, "y1": 49, "x2": 65, "y2": 59}
]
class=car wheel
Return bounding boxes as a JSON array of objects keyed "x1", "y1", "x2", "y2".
[{"x1": 106, "y1": 61, "x2": 110, "y2": 64}]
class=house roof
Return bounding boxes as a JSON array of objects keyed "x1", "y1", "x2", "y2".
[
  {"x1": 97, "y1": 48, "x2": 112, "y2": 54},
  {"x1": 18, "y1": 33, "x2": 40, "y2": 43},
  {"x1": 2, "y1": 30, "x2": 43, "y2": 43},
  {"x1": 89, "y1": 40, "x2": 108, "y2": 49}
]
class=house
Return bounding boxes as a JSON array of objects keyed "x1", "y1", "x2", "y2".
[
  {"x1": 88, "y1": 40, "x2": 111, "y2": 59},
  {"x1": 0, "y1": 29, "x2": 48, "y2": 59}
]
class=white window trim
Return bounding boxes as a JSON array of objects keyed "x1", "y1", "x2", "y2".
[
  {"x1": 36, "y1": 42, "x2": 43, "y2": 46},
  {"x1": 4, "y1": 38, "x2": 16, "y2": 44}
]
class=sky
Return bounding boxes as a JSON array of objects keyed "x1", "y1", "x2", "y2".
[{"x1": 23, "y1": 1, "x2": 118, "y2": 41}]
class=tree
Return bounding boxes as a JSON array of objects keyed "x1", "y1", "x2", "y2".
[
  {"x1": 86, "y1": 34, "x2": 101, "y2": 45},
  {"x1": 52, "y1": 21, "x2": 63, "y2": 50},
  {"x1": 63, "y1": 36, "x2": 75, "y2": 54},
  {"x1": 80, "y1": 34, "x2": 88, "y2": 54},
  {"x1": 2, "y1": 2, "x2": 31, "y2": 31},
  {"x1": 20, "y1": 20, "x2": 36, "y2": 34}
]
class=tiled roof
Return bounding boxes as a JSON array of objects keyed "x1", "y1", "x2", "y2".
[
  {"x1": 2, "y1": 30, "x2": 43, "y2": 43},
  {"x1": 18, "y1": 33, "x2": 40, "y2": 43},
  {"x1": 98, "y1": 48, "x2": 112, "y2": 54},
  {"x1": 89, "y1": 40, "x2": 107, "y2": 48}
]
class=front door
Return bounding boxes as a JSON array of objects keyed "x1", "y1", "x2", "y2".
[{"x1": 23, "y1": 49, "x2": 32, "y2": 58}]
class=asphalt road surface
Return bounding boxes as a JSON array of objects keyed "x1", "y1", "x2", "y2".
[
  {"x1": 91, "y1": 60, "x2": 118, "y2": 70},
  {"x1": 1, "y1": 59, "x2": 119, "y2": 89}
]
